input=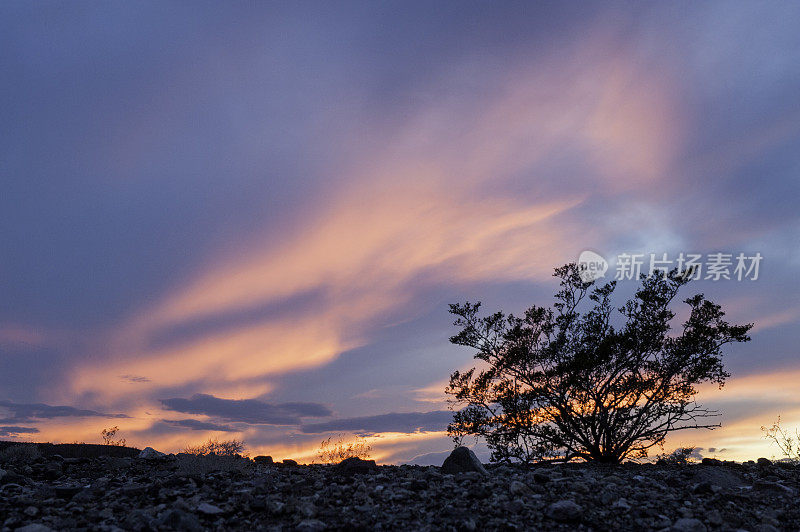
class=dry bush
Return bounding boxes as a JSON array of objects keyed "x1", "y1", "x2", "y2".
[
  {"x1": 762, "y1": 416, "x2": 800, "y2": 463},
  {"x1": 656, "y1": 446, "x2": 697, "y2": 465},
  {"x1": 0, "y1": 444, "x2": 42, "y2": 464},
  {"x1": 183, "y1": 437, "x2": 246, "y2": 457},
  {"x1": 101, "y1": 426, "x2": 126, "y2": 446},
  {"x1": 316, "y1": 434, "x2": 372, "y2": 464}
]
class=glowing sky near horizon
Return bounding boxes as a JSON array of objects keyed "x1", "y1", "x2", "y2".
[{"x1": 1, "y1": 1, "x2": 799, "y2": 463}]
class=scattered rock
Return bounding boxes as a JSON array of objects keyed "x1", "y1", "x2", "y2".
[
  {"x1": 296, "y1": 519, "x2": 327, "y2": 531},
  {"x1": 691, "y1": 466, "x2": 746, "y2": 489},
  {"x1": 282, "y1": 459, "x2": 298, "y2": 466},
  {"x1": 197, "y1": 502, "x2": 224, "y2": 515},
  {"x1": 253, "y1": 455, "x2": 273, "y2": 464},
  {"x1": 754, "y1": 479, "x2": 795, "y2": 495},
  {"x1": 158, "y1": 508, "x2": 203, "y2": 531},
  {"x1": 53, "y1": 484, "x2": 83, "y2": 499},
  {"x1": 757, "y1": 457, "x2": 772, "y2": 466},
  {"x1": 509, "y1": 480, "x2": 532, "y2": 496},
  {"x1": 16, "y1": 525, "x2": 54, "y2": 532},
  {"x1": 3, "y1": 449, "x2": 800, "y2": 530},
  {"x1": 440, "y1": 447, "x2": 488, "y2": 475},
  {"x1": 546, "y1": 500, "x2": 583, "y2": 522},
  {"x1": 671, "y1": 517, "x2": 708, "y2": 532}
]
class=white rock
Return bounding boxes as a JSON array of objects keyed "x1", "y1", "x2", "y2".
[
  {"x1": 196, "y1": 502, "x2": 224, "y2": 515},
  {"x1": 138, "y1": 446, "x2": 166, "y2": 459}
]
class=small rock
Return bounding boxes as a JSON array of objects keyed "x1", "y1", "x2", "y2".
[
  {"x1": 706, "y1": 510, "x2": 723, "y2": 526},
  {"x1": 671, "y1": 518, "x2": 707, "y2": 532},
  {"x1": 546, "y1": 500, "x2": 583, "y2": 522},
  {"x1": 701, "y1": 457, "x2": 722, "y2": 466},
  {"x1": 440, "y1": 447, "x2": 488, "y2": 475},
  {"x1": 253, "y1": 455, "x2": 273, "y2": 464},
  {"x1": 16, "y1": 525, "x2": 54, "y2": 532},
  {"x1": 196, "y1": 502, "x2": 224, "y2": 515},
  {"x1": 509, "y1": 480, "x2": 532, "y2": 496},
  {"x1": 754, "y1": 480, "x2": 795, "y2": 495},
  {"x1": 296, "y1": 500, "x2": 317, "y2": 518},
  {"x1": 123, "y1": 509, "x2": 155, "y2": 531},
  {"x1": 532, "y1": 471, "x2": 550, "y2": 484},
  {"x1": 296, "y1": 519, "x2": 326, "y2": 532},
  {"x1": 158, "y1": 509, "x2": 202, "y2": 532},
  {"x1": 24, "y1": 506, "x2": 39, "y2": 517},
  {"x1": 612, "y1": 497, "x2": 631, "y2": 511},
  {"x1": 691, "y1": 467, "x2": 746, "y2": 489},
  {"x1": 757, "y1": 457, "x2": 772, "y2": 466},
  {"x1": 282, "y1": 459, "x2": 298, "y2": 466},
  {"x1": 54, "y1": 484, "x2": 83, "y2": 499},
  {"x1": 138, "y1": 447, "x2": 166, "y2": 459}
]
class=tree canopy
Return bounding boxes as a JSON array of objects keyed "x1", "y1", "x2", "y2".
[{"x1": 446, "y1": 263, "x2": 752, "y2": 464}]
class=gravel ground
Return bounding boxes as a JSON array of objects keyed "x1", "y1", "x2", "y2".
[{"x1": 1, "y1": 446, "x2": 798, "y2": 531}]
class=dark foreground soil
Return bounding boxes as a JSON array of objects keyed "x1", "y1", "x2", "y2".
[{"x1": 1, "y1": 443, "x2": 798, "y2": 531}]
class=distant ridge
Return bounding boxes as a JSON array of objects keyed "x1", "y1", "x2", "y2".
[{"x1": 0, "y1": 440, "x2": 140, "y2": 459}]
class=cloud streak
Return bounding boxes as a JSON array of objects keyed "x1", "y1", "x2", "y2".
[
  {"x1": 301, "y1": 410, "x2": 453, "y2": 435},
  {"x1": 0, "y1": 400, "x2": 129, "y2": 423},
  {"x1": 160, "y1": 394, "x2": 332, "y2": 425}
]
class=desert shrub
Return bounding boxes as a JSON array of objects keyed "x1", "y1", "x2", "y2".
[
  {"x1": 446, "y1": 263, "x2": 752, "y2": 464},
  {"x1": 101, "y1": 426, "x2": 126, "y2": 446},
  {"x1": 762, "y1": 416, "x2": 800, "y2": 463},
  {"x1": 0, "y1": 444, "x2": 42, "y2": 464},
  {"x1": 656, "y1": 446, "x2": 697, "y2": 465},
  {"x1": 316, "y1": 434, "x2": 372, "y2": 463},
  {"x1": 183, "y1": 437, "x2": 246, "y2": 457}
]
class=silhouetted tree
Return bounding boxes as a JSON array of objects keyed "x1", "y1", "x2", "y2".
[{"x1": 446, "y1": 263, "x2": 752, "y2": 464}]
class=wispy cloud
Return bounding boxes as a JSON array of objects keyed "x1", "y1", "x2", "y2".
[
  {"x1": 0, "y1": 400, "x2": 129, "y2": 423},
  {"x1": 0, "y1": 426, "x2": 40, "y2": 437},
  {"x1": 160, "y1": 394, "x2": 331, "y2": 425},
  {"x1": 301, "y1": 410, "x2": 453, "y2": 435},
  {"x1": 161, "y1": 419, "x2": 237, "y2": 432}
]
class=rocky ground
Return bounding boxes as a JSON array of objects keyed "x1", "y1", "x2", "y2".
[{"x1": 1, "y1": 443, "x2": 799, "y2": 531}]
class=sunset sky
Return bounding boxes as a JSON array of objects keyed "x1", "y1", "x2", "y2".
[{"x1": 1, "y1": 2, "x2": 799, "y2": 464}]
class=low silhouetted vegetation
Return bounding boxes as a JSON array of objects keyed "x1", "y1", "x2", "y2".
[
  {"x1": 183, "y1": 437, "x2": 246, "y2": 457},
  {"x1": 656, "y1": 446, "x2": 697, "y2": 465},
  {"x1": 101, "y1": 426, "x2": 126, "y2": 447},
  {"x1": 762, "y1": 416, "x2": 800, "y2": 463},
  {"x1": 446, "y1": 263, "x2": 752, "y2": 464},
  {"x1": 316, "y1": 434, "x2": 372, "y2": 463}
]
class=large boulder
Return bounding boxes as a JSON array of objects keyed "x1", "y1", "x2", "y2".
[
  {"x1": 546, "y1": 500, "x2": 583, "y2": 522},
  {"x1": 336, "y1": 456, "x2": 377, "y2": 474},
  {"x1": 440, "y1": 446, "x2": 488, "y2": 475},
  {"x1": 691, "y1": 466, "x2": 746, "y2": 490}
]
